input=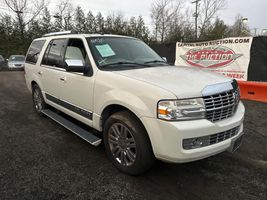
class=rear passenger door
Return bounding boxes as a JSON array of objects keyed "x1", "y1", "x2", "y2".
[{"x1": 40, "y1": 39, "x2": 67, "y2": 100}]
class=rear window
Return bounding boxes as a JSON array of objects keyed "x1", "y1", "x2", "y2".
[{"x1": 26, "y1": 40, "x2": 46, "y2": 64}]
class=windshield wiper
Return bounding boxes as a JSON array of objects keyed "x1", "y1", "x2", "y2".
[
  {"x1": 144, "y1": 60, "x2": 167, "y2": 64},
  {"x1": 101, "y1": 61, "x2": 149, "y2": 68}
]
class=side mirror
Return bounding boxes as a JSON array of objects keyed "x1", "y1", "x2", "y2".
[
  {"x1": 162, "y1": 57, "x2": 167, "y2": 62},
  {"x1": 6, "y1": 59, "x2": 9, "y2": 62},
  {"x1": 65, "y1": 59, "x2": 85, "y2": 73}
]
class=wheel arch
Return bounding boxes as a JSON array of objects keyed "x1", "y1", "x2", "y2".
[
  {"x1": 31, "y1": 80, "x2": 37, "y2": 88},
  {"x1": 100, "y1": 104, "x2": 151, "y2": 143},
  {"x1": 30, "y1": 80, "x2": 42, "y2": 93},
  {"x1": 101, "y1": 104, "x2": 137, "y2": 129}
]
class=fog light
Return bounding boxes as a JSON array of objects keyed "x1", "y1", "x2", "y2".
[
  {"x1": 193, "y1": 138, "x2": 204, "y2": 147},
  {"x1": 183, "y1": 136, "x2": 210, "y2": 150}
]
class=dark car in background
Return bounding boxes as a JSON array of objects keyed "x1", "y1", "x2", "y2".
[
  {"x1": 7, "y1": 55, "x2": 25, "y2": 71},
  {"x1": 0, "y1": 55, "x2": 5, "y2": 70}
]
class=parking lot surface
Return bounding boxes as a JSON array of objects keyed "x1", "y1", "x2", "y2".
[{"x1": 0, "y1": 71, "x2": 266, "y2": 200}]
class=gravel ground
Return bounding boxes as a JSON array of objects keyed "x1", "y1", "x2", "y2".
[{"x1": 0, "y1": 71, "x2": 266, "y2": 200}]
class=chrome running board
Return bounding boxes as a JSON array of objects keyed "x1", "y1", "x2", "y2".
[{"x1": 42, "y1": 109, "x2": 102, "y2": 146}]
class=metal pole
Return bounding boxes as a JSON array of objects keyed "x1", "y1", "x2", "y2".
[
  {"x1": 254, "y1": 28, "x2": 258, "y2": 36},
  {"x1": 192, "y1": 0, "x2": 201, "y2": 40}
]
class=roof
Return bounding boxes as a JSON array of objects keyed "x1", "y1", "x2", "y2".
[{"x1": 34, "y1": 31, "x2": 135, "y2": 41}]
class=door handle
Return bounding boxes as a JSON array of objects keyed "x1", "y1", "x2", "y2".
[
  {"x1": 60, "y1": 77, "x2": 67, "y2": 81},
  {"x1": 38, "y1": 71, "x2": 43, "y2": 75}
]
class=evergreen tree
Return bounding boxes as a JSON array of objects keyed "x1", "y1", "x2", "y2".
[
  {"x1": 136, "y1": 16, "x2": 149, "y2": 42},
  {"x1": 113, "y1": 14, "x2": 124, "y2": 34},
  {"x1": 85, "y1": 11, "x2": 96, "y2": 33},
  {"x1": 95, "y1": 12, "x2": 104, "y2": 33},
  {"x1": 127, "y1": 17, "x2": 137, "y2": 36},
  {"x1": 74, "y1": 6, "x2": 86, "y2": 33},
  {"x1": 105, "y1": 15, "x2": 114, "y2": 34},
  {"x1": 0, "y1": 15, "x2": 14, "y2": 58},
  {"x1": 27, "y1": 20, "x2": 42, "y2": 39},
  {"x1": 40, "y1": 7, "x2": 52, "y2": 34},
  {"x1": 206, "y1": 18, "x2": 230, "y2": 40}
]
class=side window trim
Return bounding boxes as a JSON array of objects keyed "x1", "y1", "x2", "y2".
[
  {"x1": 41, "y1": 38, "x2": 67, "y2": 69},
  {"x1": 60, "y1": 39, "x2": 68, "y2": 68},
  {"x1": 41, "y1": 40, "x2": 52, "y2": 66},
  {"x1": 62, "y1": 38, "x2": 70, "y2": 63}
]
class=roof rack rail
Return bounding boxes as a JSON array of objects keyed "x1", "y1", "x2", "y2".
[{"x1": 42, "y1": 30, "x2": 77, "y2": 37}]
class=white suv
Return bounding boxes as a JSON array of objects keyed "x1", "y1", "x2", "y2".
[{"x1": 25, "y1": 32, "x2": 245, "y2": 175}]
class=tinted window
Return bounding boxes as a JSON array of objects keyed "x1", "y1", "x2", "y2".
[
  {"x1": 42, "y1": 39, "x2": 66, "y2": 68},
  {"x1": 9, "y1": 55, "x2": 25, "y2": 61},
  {"x1": 26, "y1": 40, "x2": 45, "y2": 64}
]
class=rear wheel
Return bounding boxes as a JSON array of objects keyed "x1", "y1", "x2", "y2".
[
  {"x1": 104, "y1": 110, "x2": 155, "y2": 175},
  {"x1": 32, "y1": 84, "x2": 47, "y2": 115}
]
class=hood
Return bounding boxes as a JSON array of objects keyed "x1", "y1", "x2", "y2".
[{"x1": 113, "y1": 65, "x2": 232, "y2": 98}]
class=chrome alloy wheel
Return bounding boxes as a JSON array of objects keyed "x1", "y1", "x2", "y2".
[
  {"x1": 108, "y1": 123, "x2": 136, "y2": 166},
  {"x1": 33, "y1": 89, "x2": 43, "y2": 112}
]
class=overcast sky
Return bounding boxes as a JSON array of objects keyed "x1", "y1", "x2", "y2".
[
  {"x1": 51, "y1": 0, "x2": 267, "y2": 33},
  {"x1": 1, "y1": 0, "x2": 266, "y2": 34}
]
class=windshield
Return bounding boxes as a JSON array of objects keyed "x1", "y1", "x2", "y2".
[
  {"x1": 87, "y1": 37, "x2": 167, "y2": 70},
  {"x1": 9, "y1": 55, "x2": 25, "y2": 62}
]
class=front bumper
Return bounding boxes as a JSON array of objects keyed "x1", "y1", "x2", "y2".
[
  {"x1": 8, "y1": 65, "x2": 24, "y2": 70},
  {"x1": 141, "y1": 102, "x2": 245, "y2": 163}
]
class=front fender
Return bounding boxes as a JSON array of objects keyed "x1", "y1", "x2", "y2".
[
  {"x1": 92, "y1": 71, "x2": 177, "y2": 131},
  {"x1": 97, "y1": 89, "x2": 154, "y2": 118}
]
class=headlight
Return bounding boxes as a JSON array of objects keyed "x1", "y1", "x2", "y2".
[{"x1": 158, "y1": 98, "x2": 206, "y2": 121}]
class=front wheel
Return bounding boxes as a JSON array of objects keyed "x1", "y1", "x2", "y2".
[
  {"x1": 104, "y1": 111, "x2": 155, "y2": 175},
  {"x1": 32, "y1": 84, "x2": 47, "y2": 115}
]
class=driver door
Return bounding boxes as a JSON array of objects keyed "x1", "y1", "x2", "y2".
[{"x1": 59, "y1": 38, "x2": 95, "y2": 126}]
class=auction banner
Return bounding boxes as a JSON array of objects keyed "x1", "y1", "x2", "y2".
[{"x1": 175, "y1": 37, "x2": 253, "y2": 81}]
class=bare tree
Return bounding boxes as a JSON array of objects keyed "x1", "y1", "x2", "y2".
[
  {"x1": 198, "y1": 0, "x2": 227, "y2": 39},
  {"x1": 53, "y1": 0, "x2": 74, "y2": 31},
  {"x1": 4, "y1": 0, "x2": 45, "y2": 38},
  {"x1": 228, "y1": 14, "x2": 251, "y2": 37},
  {"x1": 151, "y1": 0, "x2": 184, "y2": 43}
]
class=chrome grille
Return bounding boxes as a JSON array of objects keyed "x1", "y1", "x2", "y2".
[
  {"x1": 203, "y1": 89, "x2": 240, "y2": 122},
  {"x1": 209, "y1": 126, "x2": 240, "y2": 145}
]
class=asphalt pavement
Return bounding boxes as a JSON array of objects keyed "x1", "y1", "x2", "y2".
[{"x1": 0, "y1": 71, "x2": 266, "y2": 200}]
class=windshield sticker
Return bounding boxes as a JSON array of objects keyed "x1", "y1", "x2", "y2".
[{"x1": 95, "y1": 44, "x2": 116, "y2": 58}]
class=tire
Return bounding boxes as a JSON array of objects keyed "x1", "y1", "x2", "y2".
[
  {"x1": 104, "y1": 110, "x2": 155, "y2": 175},
  {"x1": 32, "y1": 84, "x2": 47, "y2": 115}
]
